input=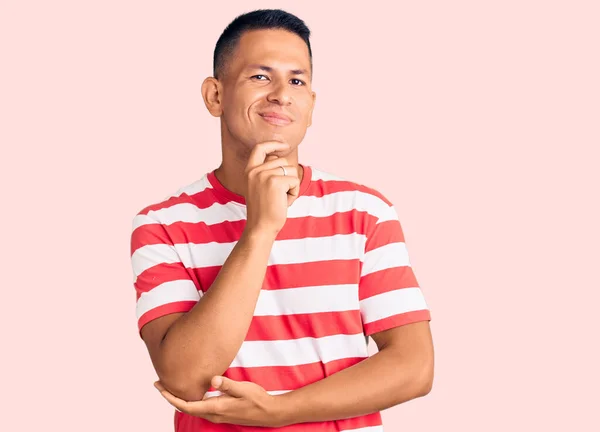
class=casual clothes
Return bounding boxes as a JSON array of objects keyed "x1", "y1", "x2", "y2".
[{"x1": 130, "y1": 164, "x2": 431, "y2": 431}]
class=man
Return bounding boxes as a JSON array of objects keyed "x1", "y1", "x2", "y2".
[{"x1": 130, "y1": 8, "x2": 434, "y2": 431}]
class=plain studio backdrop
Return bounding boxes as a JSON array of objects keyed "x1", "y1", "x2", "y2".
[{"x1": 1, "y1": 1, "x2": 598, "y2": 431}]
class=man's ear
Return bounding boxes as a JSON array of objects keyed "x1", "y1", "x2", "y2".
[
  {"x1": 201, "y1": 77, "x2": 223, "y2": 117},
  {"x1": 307, "y1": 91, "x2": 316, "y2": 127}
]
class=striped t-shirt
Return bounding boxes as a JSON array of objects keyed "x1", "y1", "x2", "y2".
[{"x1": 130, "y1": 164, "x2": 431, "y2": 432}]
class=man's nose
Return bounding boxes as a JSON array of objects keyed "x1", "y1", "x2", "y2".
[{"x1": 267, "y1": 82, "x2": 292, "y2": 105}]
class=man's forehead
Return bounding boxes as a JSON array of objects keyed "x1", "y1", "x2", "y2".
[
  {"x1": 220, "y1": 30, "x2": 310, "y2": 81},
  {"x1": 238, "y1": 31, "x2": 309, "y2": 64}
]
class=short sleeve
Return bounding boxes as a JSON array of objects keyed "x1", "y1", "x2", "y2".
[
  {"x1": 359, "y1": 203, "x2": 431, "y2": 337},
  {"x1": 130, "y1": 211, "x2": 201, "y2": 338}
]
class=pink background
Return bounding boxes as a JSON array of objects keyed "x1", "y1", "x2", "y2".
[{"x1": 2, "y1": 1, "x2": 599, "y2": 430}]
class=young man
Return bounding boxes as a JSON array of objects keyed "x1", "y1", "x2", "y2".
[{"x1": 130, "y1": 8, "x2": 434, "y2": 431}]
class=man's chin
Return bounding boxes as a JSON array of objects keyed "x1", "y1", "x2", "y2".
[{"x1": 255, "y1": 131, "x2": 287, "y2": 144}]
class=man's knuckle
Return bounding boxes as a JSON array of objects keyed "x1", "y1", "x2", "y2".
[
  {"x1": 250, "y1": 167, "x2": 264, "y2": 179},
  {"x1": 213, "y1": 401, "x2": 224, "y2": 416},
  {"x1": 257, "y1": 170, "x2": 268, "y2": 181}
]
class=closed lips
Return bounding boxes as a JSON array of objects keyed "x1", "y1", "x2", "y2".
[{"x1": 260, "y1": 112, "x2": 292, "y2": 122}]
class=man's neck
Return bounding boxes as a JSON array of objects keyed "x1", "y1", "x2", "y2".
[{"x1": 214, "y1": 145, "x2": 304, "y2": 198}]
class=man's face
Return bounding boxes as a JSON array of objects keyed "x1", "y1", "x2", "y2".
[{"x1": 218, "y1": 29, "x2": 316, "y2": 152}]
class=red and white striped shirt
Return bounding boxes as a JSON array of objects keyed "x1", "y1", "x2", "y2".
[{"x1": 130, "y1": 164, "x2": 431, "y2": 431}]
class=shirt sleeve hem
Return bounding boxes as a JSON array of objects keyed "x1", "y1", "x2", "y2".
[
  {"x1": 137, "y1": 301, "x2": 197, "y2": 339},
  {"x1": 364, "y1": 309, "x2": 431, "y2": 337}
]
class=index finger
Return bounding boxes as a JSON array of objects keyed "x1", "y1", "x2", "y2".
[{"x1": 246, "y1": 142, "x2": 290, "y2": 171}]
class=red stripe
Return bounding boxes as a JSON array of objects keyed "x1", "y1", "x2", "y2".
[
  {"x1": 167, "y1": 219, "x2": 247, "y2": 246},
  {"x1": 137, "y1": 186, "x2": 227, "y2": 215},
  {"x1": 196, "y1": 259, "x2": 361, "y2": 292},
  {"x1": 245, "y1": 311, "x2": 364, "y2": 341},
  {"x1": 307, "y1": 178, "x2": 393, "y2": 206},
  {"x1": 146, "y1": 209, "x2": 378, "y2": 247},
  {"x1": 337, "y1": 411, "x2": 384, "y2": 431},
  {"x1": 130, "y1": 223, "x2": 172, "y2": 254},
  {"x1": 363, "y1": 310, "x2": 431, "y2": 336},
  {"x1": 365, "y1": 219, "x2": 405, "y2": 252},
  {"x1": 359, "y1": 266, "x2": 419, "y2": 300},
  {"x1": 137, "y1": 197, "x2": 189, "y2": 215},
  {"x1": 219, "y1": 357, "x2": 366, "y2": 392},
  {"x1": 138, "y1": 307, "x2": 363, "y2": 342},
  {"x1": 278, "y1": 210, "x2": 375, "y2": 240}
]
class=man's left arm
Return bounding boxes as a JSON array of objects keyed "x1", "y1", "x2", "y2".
[{"x1": 275, "y1": 320, "x2": 434, "y2": 426}]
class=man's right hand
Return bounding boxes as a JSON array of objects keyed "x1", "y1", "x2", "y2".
[{"x1": 244, "y1": 142, "x2": 301, "y2": 237}]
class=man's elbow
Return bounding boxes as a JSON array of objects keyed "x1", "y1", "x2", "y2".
[
  {"x1": 416, "y1": 358, "x2": 434, "y2": 397},
  {"x1": 418, "y1": 375, "x2": 433, "y2": 397},
  {"x1": 157, "y1": 369, "x2": 213, "y2": 402}
]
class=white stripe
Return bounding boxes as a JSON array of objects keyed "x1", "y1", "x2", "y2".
[
  {"x1": 151, "y1": 201, "x2": 247, "y2": 226},
  {"x1": 175, "y1": 241, "x2": 236, "y2": 268},
  {"x1": 131, "y1": 243, "x2": 181, "y2": 280},
  {"x1": 136, "y1": 280, "x2": 200, "y2": 319},
  {"x1": 254, "y1": 284, "x2": 359, "y2": 316},
  {"x1": 341, "y1": 427, "x2": 384, "y2": 432},
  {"x1": 360, "y1": 287, "x2": 428, "y2": 324},
  {"x1": 203, "y1": 389, "x2": 290, "y2": 399},
  {"x1": 361, "y1": 242, "x2": 410, "y2": 277},
  {"x1": 310, "y1": 168, "x2": 346, "y2": 182},
  {"x1": 173, "y1": 233, "x2": 366, "y2": 269},
  {"x1": 132, "y1": 214, "x2": 159, "y2": 231},
  {"x1": 268, "y1": 233, "x2": 365, "y2": 266},
  {"x1": 288, "y1": 190, "x2": 391, "y2": 220},
  {"x1": 375, "y1": 205, "x2": 399, "y2": 224},
  {"x1": 230, "y1": 333, "x2": 368, "y2": 368}
]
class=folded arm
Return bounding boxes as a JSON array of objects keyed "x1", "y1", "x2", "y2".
[
  {"x1": 133, "y1": 217, "x2": 277, "y2": 402},
  {"x1": 275, "y1": 320, "x2": 434, "y2": 426}
]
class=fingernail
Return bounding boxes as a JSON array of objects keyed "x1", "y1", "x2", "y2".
[{"x1": 213, "y1": 376, "x2": 223, "y2": 387}]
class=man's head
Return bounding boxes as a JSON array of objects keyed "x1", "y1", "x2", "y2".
[{"x1": 202, "y1": 9, "x2": 316, "y2": 157}]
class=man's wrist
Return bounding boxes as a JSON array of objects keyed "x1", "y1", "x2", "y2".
[
  {"x1": 240, "y1": 227, "x2": 278, "y2": 247},
  {"x1": 270, "y1": 391, "x2": 300, "y2": 427}
]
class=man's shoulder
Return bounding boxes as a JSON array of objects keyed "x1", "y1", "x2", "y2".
[
  {"x1": 131, "y1": 175, "x2": 213, "y2": 228},
  {"x1": 310, "y1": 166, "x2": 394, "y2": 208}
]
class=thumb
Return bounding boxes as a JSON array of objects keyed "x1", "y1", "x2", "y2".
[{"x1": 212, "y1": 376, "x2": 246, "y2": 398}]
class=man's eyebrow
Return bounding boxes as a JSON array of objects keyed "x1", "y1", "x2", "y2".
[{"x1": 246, "y1": 64, "x2": 308, "y2": 75}]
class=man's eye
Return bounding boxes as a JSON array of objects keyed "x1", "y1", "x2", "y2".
[
  {"x1": 291, "y1": 78, "x2": 305, "y2": 86},
  {"x1": 252, "y1": 75, "x2": 268, "y2": 80}
]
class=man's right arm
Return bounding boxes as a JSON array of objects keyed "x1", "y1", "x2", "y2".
[
  {"x1": 136, "y1": 142, "x2": 299, "y2": 402},
  {"x1": 141, "y1": 228, "x2": 277, "y2": 402}
]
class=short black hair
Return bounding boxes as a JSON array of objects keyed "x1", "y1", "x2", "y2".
[{"x1": 213, "y1": 9, "x2": 312, "y2": 80}]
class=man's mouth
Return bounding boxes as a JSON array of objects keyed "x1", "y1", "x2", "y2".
[{"x1": 259, "y1": 112, "x2": 292, "y2": 126}]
